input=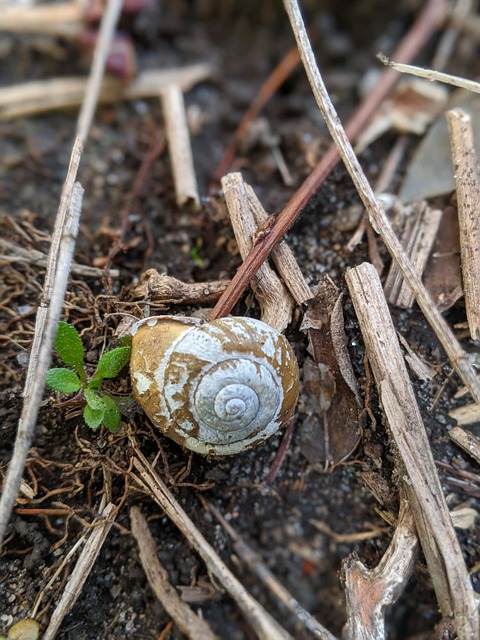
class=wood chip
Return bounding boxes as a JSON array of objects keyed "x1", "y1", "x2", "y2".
[{"x1": 342, "y1": 497, "x2": 419, "y2": 640}]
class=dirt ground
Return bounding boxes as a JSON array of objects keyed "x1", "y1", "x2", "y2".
[{"x1": 1, "y1": 1, "x2": 479, "y2": 639}]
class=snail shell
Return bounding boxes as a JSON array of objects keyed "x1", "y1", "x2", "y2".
[{"x1": 130, "y1": 315, "x2": 299, "y2": 455}]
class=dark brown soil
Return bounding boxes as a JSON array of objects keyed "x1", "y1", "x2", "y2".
[{"x1": 1, "y1": 2, "x2": 479, "y2": 639}]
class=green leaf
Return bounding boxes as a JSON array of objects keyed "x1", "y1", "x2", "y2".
[
  {"x1": 101, "y1": 395, "x2": 121, "y2": 432},
  {"x1": 83, "y1": 404, "x2": 104, "y2": 429},
  {"x1": 94, "y1": 346, "x2": 131, "y2": 380},
  {"x1": 84, "y1": 388, "x2": 106, "y2": 411},
  {"x1": 54, "y1": 322, "x2": 85, "y2": 379},
  {"x1": 46, "y1": 368, "x2": 82, "y2": 394}
]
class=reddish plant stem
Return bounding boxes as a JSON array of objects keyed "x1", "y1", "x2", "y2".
[
  {"x1": 209, "y1": 0, "x2": 446, "y2": 321},
  {"x1": 213, "y1": 45, "x2": 301, "y2": 183}
]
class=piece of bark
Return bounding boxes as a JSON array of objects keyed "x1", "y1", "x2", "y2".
[
  {"x1": 222, "y1": 173, "x2": 294, "y2": 331},
  {"x1": 346, "y1": 262, "x2": 479, "y2": 639},
  {"x1": 0, "y1": 65, "x2": 212, "y2": 119},
  {"x1": 161, "y1": 84, "x2": 200, "y2": 211},
  {"x1": 244, "y1": 184, "x2": 312, "y2": 305},
  {"x1": 384, "y1": 202, "x2": 443, "y2": 308},
  {"x1": 342, "y1": 498, "x2": 419, "y2": 640},
  {"x1": 446, "y1": 108, "x2": 480, "y2": 341},
  {"x1": 299, "y1": 277, "x2": 360, "y2": 468},
  {"x1": 449, "y1": 426, "x2": 480, "y2": 464},
  {"x1": 130, "y1": 506, "x2": 219, "y2": 640},
  {"x1": 132, "y1": 270, "x2": 229, "y2": 305}
]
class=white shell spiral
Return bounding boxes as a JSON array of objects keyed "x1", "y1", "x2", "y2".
[{"x1": 130, "y1": 315, "x2": 299, "y2": 455}]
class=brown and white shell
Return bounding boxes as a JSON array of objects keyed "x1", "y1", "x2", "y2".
[{"x1": 130, "y1": 315, "x2": 299, "y2": 455}]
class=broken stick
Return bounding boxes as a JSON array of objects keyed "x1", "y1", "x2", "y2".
[{"x1": 346, "y1": 262, "x2": 478, "y2": 639}]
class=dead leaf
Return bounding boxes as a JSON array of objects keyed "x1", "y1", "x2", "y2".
[{"x1": 299, "y1": 277, "x2": 360, "y2": 468}]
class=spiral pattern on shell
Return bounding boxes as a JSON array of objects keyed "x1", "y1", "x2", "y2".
[{"x1": 130, "y1": 315, "x2": 299, "y2": 455}]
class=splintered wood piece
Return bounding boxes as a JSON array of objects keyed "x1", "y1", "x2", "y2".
[
  {"x1": 449, "y1": 426, "x2": 480, "y2": 464},
  {"x1": 446, "y1": 109, "x2": 480, "y2": 341},
  {"x1": 384, "y1": 202, "x2": 443, "y2": 308},
  {"x1": 42, "y1": 503, "x2": 116, "y2": 640},
  {"x1": 130, "y1": 507, "x2": 219, "y2": 640},
  {"x1": 131, "y1": 449, "x2": 292, "y2": 640},
  {"x1": 342, "y1": 498, "x2": 419, "y2": 640},
  {"x1": 244, "y1": 183, "x2": 313, "y2": 305},
  {"x1": 161, "y1": 84, "x2": 200, "y2": 211},
  {"x1": 222, "y1": 173, "x2": 294, "y2": 331},
  {"x1": 346, "y1": 262, "x2": 479, "y2": 639},
  {"x1": 132, "y1": 269, "x2": 229, "y2": 305},
  {"x1": 0, "y1": 65, "x2": 212, "y2": 120}
]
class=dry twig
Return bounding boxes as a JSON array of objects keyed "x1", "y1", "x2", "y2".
[
  {"x1": 449, "y1": 426, "x2": 480, "y2": 464},
  {"x1": 383, "y1": 202, "x2": 443, "y2": 308},
  {"x1": 130, "y1": 506, "x2": 219, "y2": 640},
  {"x1": 222, "y1": 173, "x2": 294, "y2": 331},
  {"x1": 0, "y1": 66, "x2": 212, "y2": 120},
  {"x1": 346, "y1": 262, "x2": 478, "y2": 639},
  {"x1": 244, "y1": 184, "x2": 312, "y2": 305},
  {"x1": 130, "y1": 447, "x2": 293, "y2": 640},
  {"x1": 42, "y1": 502, "x2": 117, "y2": 640},
  {"x1": 0, "y1": 2, "x2": 84, "y2": 37},
  {"x1": 342, "y1": 498, "x2": 419, "y2": 640},
  {"x1": 210, "y1": 0, "x2": 447, "y2": 320},
  {"x1": 161, "y1": 84, "x2": 200, "y2": 211},
  {"x1": 446, "y1": 108, "x2": 480, "y2": 341},
  {"x1": 283, "y1": 0, "x2": 480, "y2": 402},
  {"x1": 0, "y1": 0, "x2": 123, "y2": 549},
  {"x1": 379, "y1": 54, "x2": 480, "y2": 94},
  {"x1": 132, "y1": 270, "x2": 229, "y2": 306},
  {"x1": 0, "y1": 237, "x2": 119, "y2": 279}
]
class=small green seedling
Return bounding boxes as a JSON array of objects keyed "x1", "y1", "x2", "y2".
[{"x1": 46, "y1": 321, "x2": 131, "y2": 432}]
